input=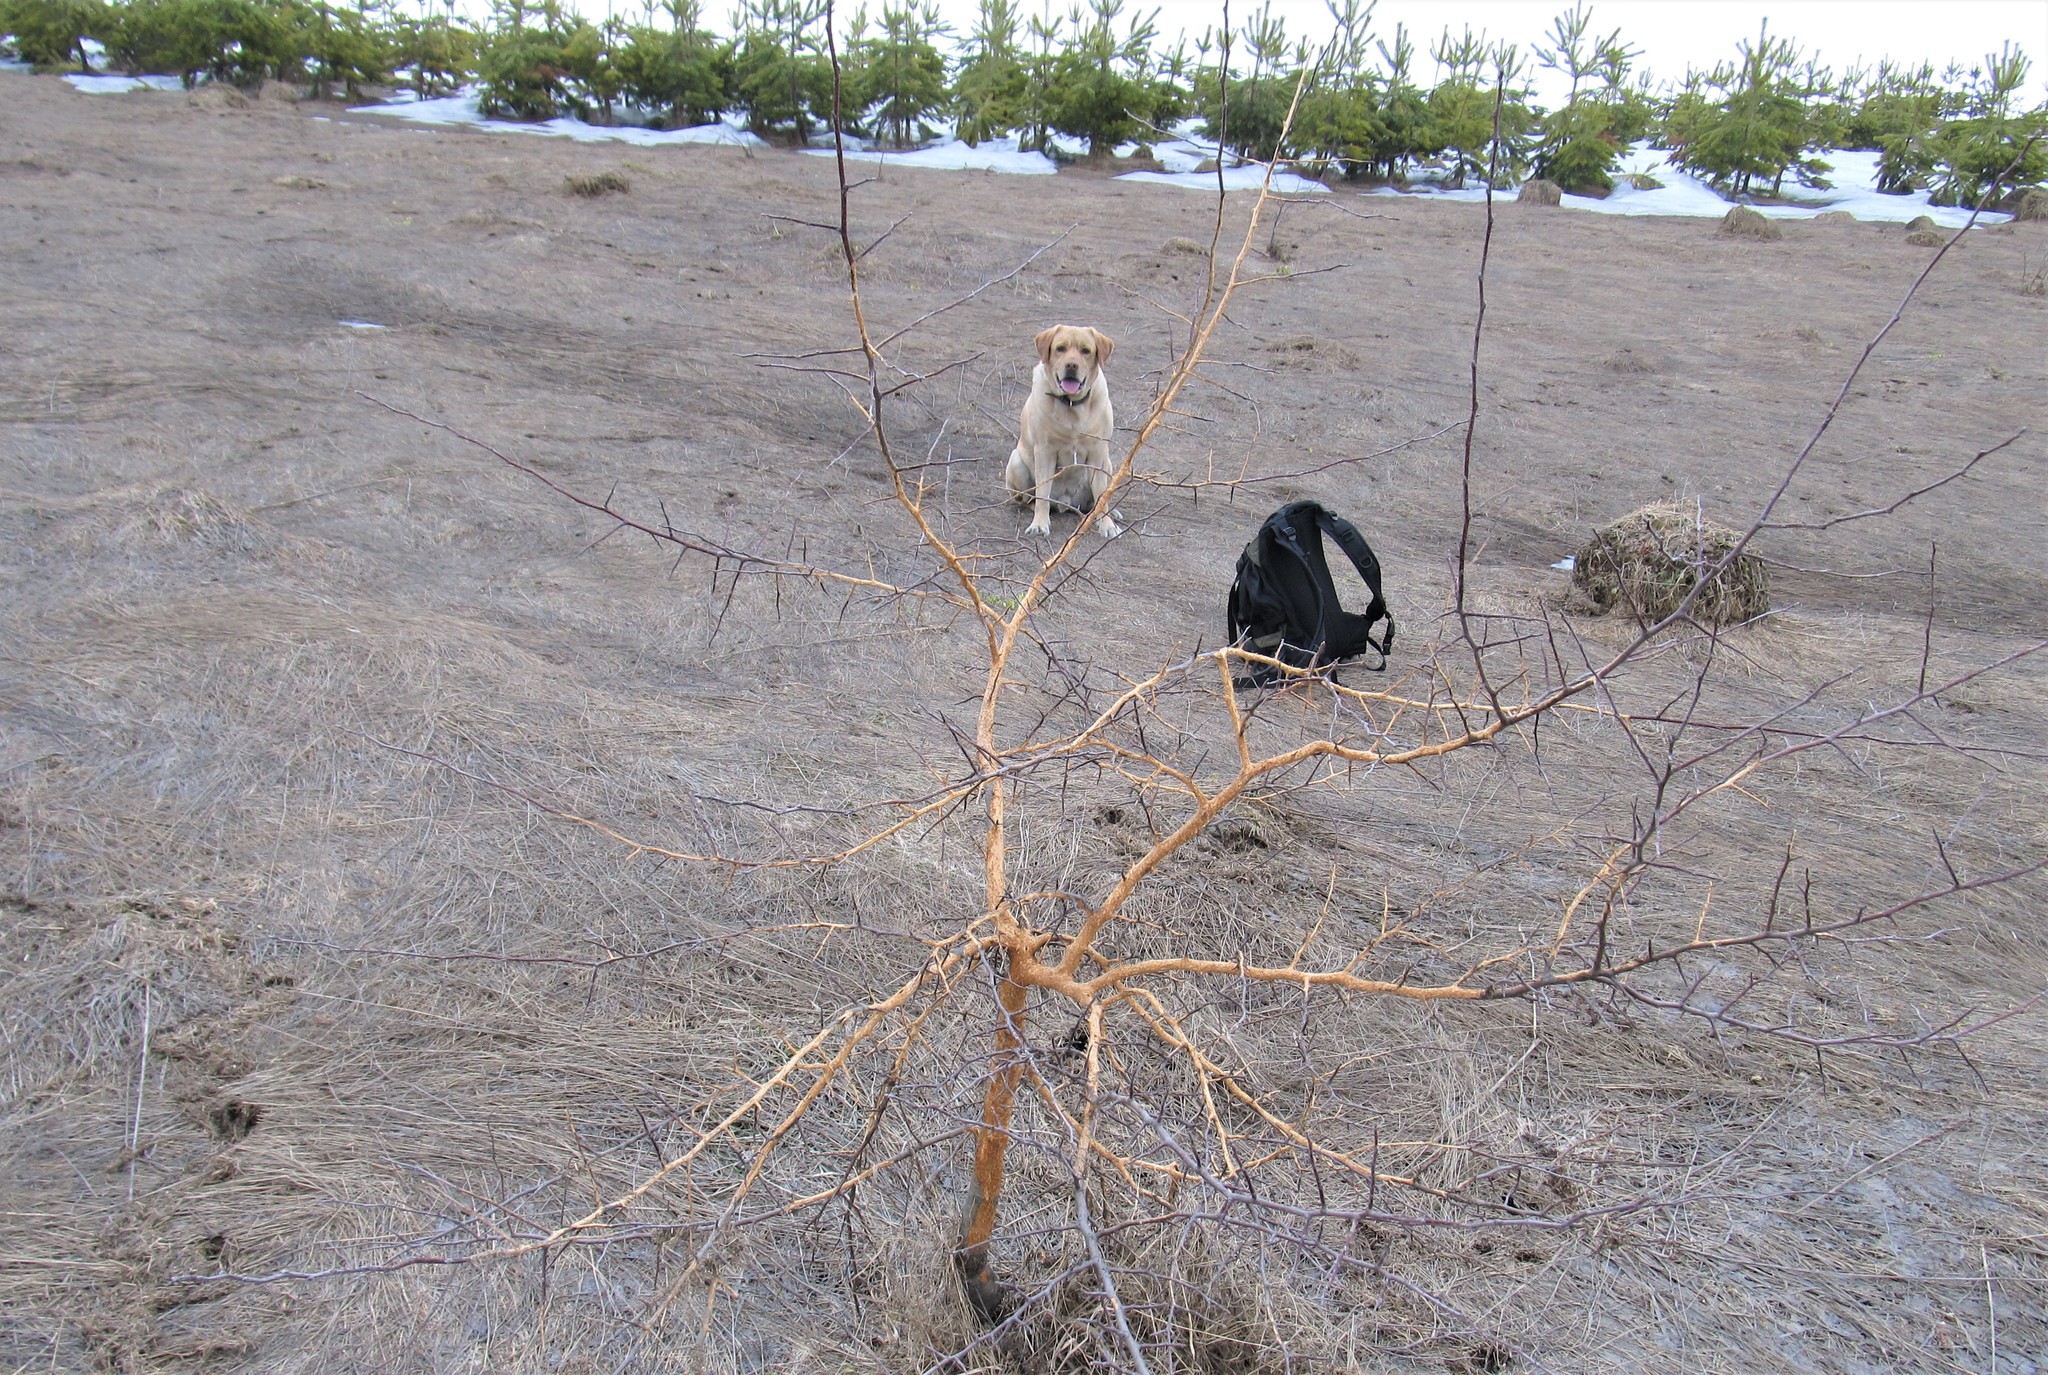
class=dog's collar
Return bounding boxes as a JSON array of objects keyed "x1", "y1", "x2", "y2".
[{"x1": 1046, "y1": 385, "x2": 1092, "y2": 407}]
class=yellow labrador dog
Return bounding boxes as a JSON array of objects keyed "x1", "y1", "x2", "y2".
[{"x1": 1004, "y1": 324, "x2": 1121, "y2": 539}]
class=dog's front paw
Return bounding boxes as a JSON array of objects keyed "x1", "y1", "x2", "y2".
[
  {"x1": 1025, "y1": 516, "x2": 1053, "y2": 537},
  {"x1": 1097, "y1": 513, "x2": 1123, "y2": 539}
]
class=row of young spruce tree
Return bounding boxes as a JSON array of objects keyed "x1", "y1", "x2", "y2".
[{"x1": 5, "y1": 0, "x2": 2044, "y2": 205}]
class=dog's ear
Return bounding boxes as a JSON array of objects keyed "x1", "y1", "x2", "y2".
[
  {"x1": 1090, "y1": 330, "x2": 1114, "y2": 368},
  {"x1": 1035, "y1": 327, "x2": 1058, "y2": 369}
]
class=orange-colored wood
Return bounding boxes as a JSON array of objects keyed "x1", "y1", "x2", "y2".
[{"x1": 954, "y1": 951, "x2": 1030, "y2": 1314}]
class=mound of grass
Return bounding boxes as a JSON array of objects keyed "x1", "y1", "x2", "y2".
[
  {"x1": 1905, "y1": 214, "x2": 1939, "y2": 233},
  {"x1": 452, "y1": 207, "x2": 545, "y2": 231},
  {"x1": 1717, "y1": 205, "x2": 1782, "y2": 240},
  {"x1": 1600, "y1": 347, "x2": 1658, "y2": 373},
  {"x1": 1571, "y1": 502, "x2": 1769, "y2": 625},
  {"x1": 564, "y1": 170, "x2": 631, "y2": 197},
  {"x1": 1905, "y1": 228, "x2": 1947, "y2": 246},
  {"x1": 122, "y1": 486, "x2": 285, "y2": 554},
  {"x1": 2013, "y1": 188, "x2": 2048, "y2": 222},
  {"x1": 1517, "y1": 178, "x2": 1562, "y2": 205},
  {"x1": 188, "y1": 84, "x2": 254, "y2": 111}
]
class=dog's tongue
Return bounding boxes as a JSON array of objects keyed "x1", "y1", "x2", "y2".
[{"x1": 1060, "y1": 377, "x2": 1082, "y2": 395}]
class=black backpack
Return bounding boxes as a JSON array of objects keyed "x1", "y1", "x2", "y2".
[{"x1": 1227, "y1": 501, "x2": 1395, "y2": 684}]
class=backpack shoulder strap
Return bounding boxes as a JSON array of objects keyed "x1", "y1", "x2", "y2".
[
  {"x1": 1313, "y1": 509, "x2": 1384, "y2": 599},
  {"x1": 1313, "y1": 508, "x2": 1396, "y2": 659}
]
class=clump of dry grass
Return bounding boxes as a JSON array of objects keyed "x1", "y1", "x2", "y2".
[
  {"x1": 2013, "y1": 187, "x2": 2048, "y2": 221},
  {"x1": 1905, "y1": 228, "x2": 1947, "y2": 247},
  {"x1": 98, "y1": 485, "x2": 301, "y2": 561},
  {"x1": 188, "y1": 84, "x2": 254, "y2": 112},
  {"x1": 1905, "y1": 214, "x2": 1939, "y2": 233},
  {"x1": 125, "y1": 487, "x2": 254, "y2": 543},
  {"x1": 1812, "y1": 209, "x2": 1856, "y2": 225},
  {"x1": 564, "y1": 170, "x2": 630, "y2": 198},
  {"x1": 1718, "y1": 205, "x2": 1782, "y2": 240},
  {"x1": 1571, "y1": 501, "x2": 1769, "y2": 624},
  {"x1": 451, "y1": 207, "x2": 547, "y2": 233},
  {"x1": 1161, "y1": 236, "x2": 1208, "y2": 255},
  {"x1": 1600, "y1": 346, "x2": 1658, "y2": 373},
  {"x1": 1516, "y1": 179, "x2": 1562, "y2": 205}
]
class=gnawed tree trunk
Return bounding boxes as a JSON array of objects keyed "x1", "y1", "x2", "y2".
[{"x1": 954, "y1": 954, "x2": 1029, "y2": 1317}]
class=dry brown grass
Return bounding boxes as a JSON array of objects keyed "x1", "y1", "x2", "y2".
[
  {"x1": 1599, "y1": 345, "x2": 1659, "y2": 373},
  {"x1": 564, "y1": 170, "x2": 631, "y2": 197},
  {"x1": 4, "y1": 469, "x2": 2041, "y2": 1372},
  {"x1": 187, "y1": 83, "x2": 254, "y2": 112},
  {"x1": 1570, "y1": 500, "x2": 1770, "y2": 624},
  {"x1": 1717, "y1": 205, "x2": 1783, "y2": 240},
  {"x1": 2, "y1": 72, "x2": 2044, "y2": 1375}
]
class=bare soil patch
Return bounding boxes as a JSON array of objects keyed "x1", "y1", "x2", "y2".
[{"x1": 3, "y1": 75, "x2": 2046, "y2": 1372}]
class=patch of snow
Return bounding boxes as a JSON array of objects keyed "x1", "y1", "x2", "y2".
[
  {"x1": 1552, "y1": 556, "x2": 1576, "y2": 572},
  {"x1": 1, "y1": 59, "x2": 35, "y2": 75},
  {"x1": 803, "y1": 134, "x2": 1057, "y2": 175},
  {"x1": 1111, "y1": 130, "x2": 1243, "y2": 174},
  {"x1": 338, "y1": 320, "x2": 389, "y2": 330},
  {"x1": 64, "y1": 73, "x2": 184, "y2": 93},
  {"x1": 1152, "y1": 139, "x2": 1231, "y2": 174},
  {"x1": 1370, "y1": 145, "x2": 2008, "y2": 226},
  {"x1": 349, "y1": 90, "x2": 768, "y2": 148},
  {"x1": 1586, "y1": 147, "x2": 2006, "y2": 225},
  {"x1": 1745, "y1": 147, "x2": 2001, "y2": 226},
  {"x1": 1118, "y1": 165, "x2": 1330, "y2": 195},
  {"x1": 1363, "y1": 184, "x2": 1487, "y2": 205},
  {"x1": 814, "y1": 129, "x2": 1254, "y2": 177},
  {"x1": 1112, "y1": 138, "x2": 1213, "y2": 172},
  {"x1": 1046, "y1": 131, "x2": 1090, "y2": 161}
]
